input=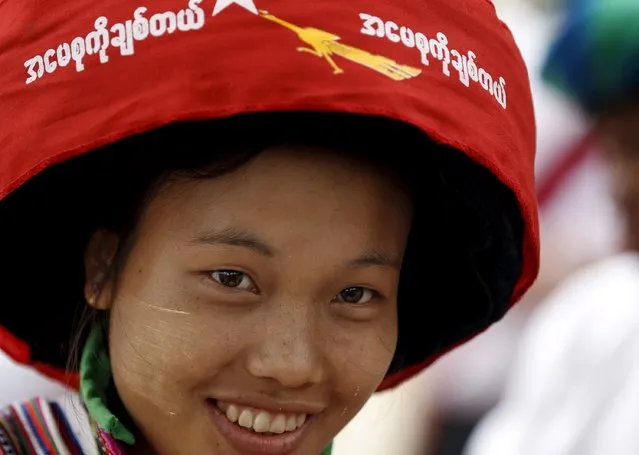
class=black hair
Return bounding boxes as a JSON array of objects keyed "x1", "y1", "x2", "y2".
[{"x1": 0, "y1": 111, "x2": 523, "y2": 383}]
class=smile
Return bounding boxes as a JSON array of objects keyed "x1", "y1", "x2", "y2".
[
  {"x1": 217, "y1": 401, "x2": 308, "y2": 434},
  {"x1": 208, "y1": 399, "x2": 317, "y2": 454}
]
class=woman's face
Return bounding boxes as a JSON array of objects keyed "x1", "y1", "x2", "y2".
[{"x1": 86, "y1": 147, "x2": 412, "y2": 455}]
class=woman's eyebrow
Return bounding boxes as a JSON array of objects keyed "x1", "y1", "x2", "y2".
[
  {"x1": 348, "y1": 250, "x2": 400, "y2": 270},
  {"x1": 189, "y1": 227, "x2": 399, "y2": 269},
  {"x1": 188, "y1": 226, "x2": 275, "y2": 257}
]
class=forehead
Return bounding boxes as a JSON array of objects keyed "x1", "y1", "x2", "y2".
[{"x1": 135, "y1": 146, "x2": 412, "y2": 251}]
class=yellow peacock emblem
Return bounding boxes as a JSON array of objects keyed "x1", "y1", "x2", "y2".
[{"x1": 259, "y1": 10, "x2": 422, "y2": 81}]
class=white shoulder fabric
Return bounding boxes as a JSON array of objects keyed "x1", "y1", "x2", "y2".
[{"x1": 466, "y1": 253, "x2": 639, "y2": 455}]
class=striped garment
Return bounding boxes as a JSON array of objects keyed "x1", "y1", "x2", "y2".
[{"x1": 0, "y1": 396, "x2": 121, "y2": 455}]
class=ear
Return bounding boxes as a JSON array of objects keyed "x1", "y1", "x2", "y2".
[{"x1": 84, "y1": 229, "x2": 120, "y2": 310}]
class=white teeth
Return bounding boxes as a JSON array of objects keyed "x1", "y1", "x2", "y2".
[
  {"x1": 253, "y1": 411, "x2": 271, "y2": 433},
  {"x1": 270, "y1": 414, "x2": 286, "y2": 434},
  {"x1": 285, "y1": 415, "x2": 297, "y2": 432},
  {"x1": 238, "y1": 409, "x2": 254, "y2": 429},
  {"x1": 226, "y1": 405, "x2": 239, "y2": 423},
  {"x1": 217, "y1": 402, "x2": 308, "y2": 434}
]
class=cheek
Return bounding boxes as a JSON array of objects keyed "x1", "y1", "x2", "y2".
[
  {"x1": 327, "y1": 313, "x2": 398, "y2": 407},
  {"x1": 107, "y1": 295, "x2": 243, "y2": 412}
]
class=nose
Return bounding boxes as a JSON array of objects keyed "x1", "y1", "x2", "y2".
[{"x1": 245, "y1": 305, "x2": 325, "y2": 388}]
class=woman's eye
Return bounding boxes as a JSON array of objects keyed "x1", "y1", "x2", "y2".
[
  {"x1": 334, "y1": 287, "x2": 377, "y2": 305},
  {"x1": 209, "y1": 270, "x2": 256, "y2": 292}
]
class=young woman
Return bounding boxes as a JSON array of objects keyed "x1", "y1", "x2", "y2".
[{"x1": 0, "y1": 0, "x2": 538, "y2": 454}]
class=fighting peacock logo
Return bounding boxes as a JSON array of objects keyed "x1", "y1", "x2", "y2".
[
  {"x1": 212, "y1": 0, "x2": 421, "y2": 81},
  {"x1": 257, "y1": 10, "x2": 422, "y2": 81}
]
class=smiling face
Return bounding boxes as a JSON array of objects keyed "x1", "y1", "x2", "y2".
[{"x1": 85, "y1": 146, "x2": 413, "y2": 455}]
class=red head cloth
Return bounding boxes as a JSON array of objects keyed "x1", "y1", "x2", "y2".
[{"x1": 0, "y1": 0, "x2": 538, "y2": 390}]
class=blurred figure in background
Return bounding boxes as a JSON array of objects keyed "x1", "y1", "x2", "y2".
[
  {"x1": 426, "y1": 0, "x2": 622, "y2": 453},
  {"x1": 465, "y1": 0, "x2": 639, "y2": 454}
]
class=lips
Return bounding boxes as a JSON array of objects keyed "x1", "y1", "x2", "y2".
[{"x1": 207, "y1": 399, "x2": 317, "y2": 455}]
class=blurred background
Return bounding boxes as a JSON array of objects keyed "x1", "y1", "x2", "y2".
[{"x1": 2, "y1": 0, "x2": 636, "y2": 453}]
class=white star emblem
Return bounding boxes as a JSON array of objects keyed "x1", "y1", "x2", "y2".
[{"x1": 212, "y1": 0, "x2": 258, "y2": 16}]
